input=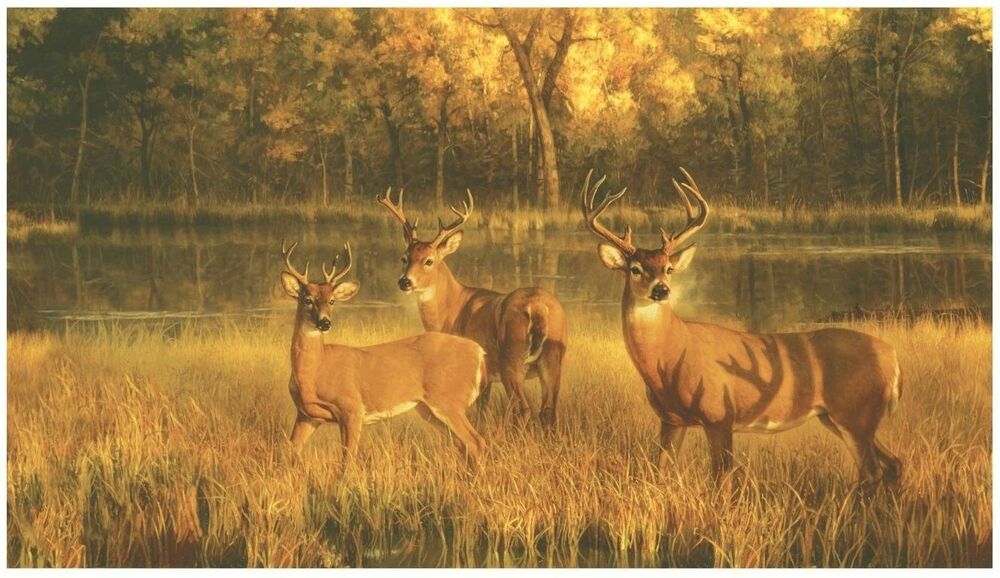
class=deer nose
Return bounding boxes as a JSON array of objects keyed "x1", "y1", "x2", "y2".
[
  {"x1": 650, "y1": 283, "x2": 670, "y2": 302},
  {"x1": 398, "y1": 277, "x2": 412, "y2": 291},
  {"x1": 316, "y1": 318, "x2": 331, "y2": 332}
]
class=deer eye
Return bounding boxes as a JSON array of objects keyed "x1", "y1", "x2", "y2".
[
  {"x1": 424, "y1": 259, "x2": 434, "y2": 267},
  {"x1": 303, "y1": 297, "x2": 313, "y2": 305},
  {"x1": 666, "y1": 267, "x2": 675, "y2": 275},
  {"x1": 328, "y1": 299, "x2": 336, "y2": 306},
  {"x1": 630, "y1": 265, "x2": 642, "y2": 276}
]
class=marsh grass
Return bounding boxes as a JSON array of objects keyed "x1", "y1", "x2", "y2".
[
  {"x1": 7, "y1": 210, "x2": 78, "y2": 245},
  {"x1": 6, "y1": 312, "x2": 992, "y2": 567},
  {"x1": 55, "y1": 200, "x2": 993, "y2": 238}
]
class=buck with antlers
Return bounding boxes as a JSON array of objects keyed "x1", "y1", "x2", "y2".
[
  {"x1": 377, "y1": 188, "x2": 567, "y2": 428},
  {"x1": 279, "y1": 241, "x2": 487, "y2": 467},
  {"x1": 581, "y1": 169, "x2": 902, "y2": 488}
]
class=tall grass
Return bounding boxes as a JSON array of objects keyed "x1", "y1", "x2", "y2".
[
  {"x1": 35, "y1": 199, "x2": 992, "y2": 238},
  {"x1": 7, "y1": 312, "x2": 992, "y2": 567},
  {"x1": 7, "y1": 210, "x2": 77, "y2": 245}
]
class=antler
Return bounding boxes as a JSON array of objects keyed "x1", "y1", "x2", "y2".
[
  {"x1": 321, "y1": 242, "x2": 353, "y2": 286},
  {"x1": 281, "y1": 240, "x2": 310, "y2": 284},
  {"x1": 662, "y1": 167, "x2": 709, "y2": 254},
  {"x1": 376, "y1": 187, "x2": 418, "y2": 245},
  {"x1": 430, "y1": 189, "x2": 474, "y2": 248},
  {"x1": 580, "y1": 169, "x2": 636, "y2": 255}
]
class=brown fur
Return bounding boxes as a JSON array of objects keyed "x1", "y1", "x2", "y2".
[
  {"x1": 584, "y1": 170, "x2": 902, "y2": 488},
  {"x1": 280, "y1": 269, "x2": 487, "y2": 468},
  {"x1": 396, "y1": 236, "x2": 568, "y2": 428}
]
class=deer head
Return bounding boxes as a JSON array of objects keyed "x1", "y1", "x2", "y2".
[
  {"x1": 280, "y1": 241, "x2": 360, "y2": 333},
  {"x1": 376, "y1": 187, "x2": 474, "y2": 294},
  {"x1": 581, "y1": 167, "x2": 709, "y2": 305}
]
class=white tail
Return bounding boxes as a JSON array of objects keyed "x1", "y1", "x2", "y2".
[{"x1": 377, "y1": 188, "x2": 568, "y2": 429}]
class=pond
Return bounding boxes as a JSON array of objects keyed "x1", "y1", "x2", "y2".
[{"x1": 7, "y1": 220, "x2": 991, "y2": 333}]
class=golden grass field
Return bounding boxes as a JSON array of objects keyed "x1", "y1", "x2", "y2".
[{"x1": 6, "y1": 310, "x2": 992, "y2": 568}]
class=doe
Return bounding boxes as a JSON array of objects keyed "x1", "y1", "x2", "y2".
[{"x1": 280, "y1": 240, "x2": 487, "y2": 468}]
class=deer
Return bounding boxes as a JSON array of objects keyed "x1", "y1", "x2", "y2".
[
  {"x1": 580, "y1": 169, "x2": 902, "y2": 489},
  {"x1": 279, "y1": 240, "x2": 488, "y2": 468},
  {"x1": 376, "y1": 188, "x2": 568, "y2": 429}
]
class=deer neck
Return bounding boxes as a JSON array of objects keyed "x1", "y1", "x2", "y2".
[
  {"x1": 416, "y1": 263, "x2": 469, "y2": 333},
  {"x1": 290, "y1": 316, "x2": 326, "y2": 387},
  {"x1": 621, "y1": 288, "x2": 691, "y2": 372}
]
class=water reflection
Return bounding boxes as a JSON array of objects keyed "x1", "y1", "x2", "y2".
[{"x1": 6, "y1": 223, "x2": 991, "y2": 332}]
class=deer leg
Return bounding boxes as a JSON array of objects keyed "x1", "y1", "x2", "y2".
[
  {"x1": 289, "y1": 416, "x2": 319, "y2": 452},
  {"x1": 476, "y1": 381, "x2": 493, "y2": 417},
  {"x1": 536, "y1": 341, "x2": 565, "y2": 430},
  {"x1": 498, "y1": 352, "x2": 532, "y2": 427},
  {"x1": 338, "y1": 411, "x2": 363, "y2": 470},
  {"x1": 873, "y1": 437, "x2": 903, "y2": 483},
  {"x1": 704, "y1": 425, "x2": 734, "y2": 480},
  {"x1": 840, "y1": 429, "x2": 881, "y2": 490},
  {"x1": 657, "y1": 422, "x2": 687, "y2": 473},
  {"x1": 424, "y1": 403, "x2": 485, "y2": 469}
]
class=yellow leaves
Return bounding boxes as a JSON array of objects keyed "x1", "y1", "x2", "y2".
[
  {"x1": 786, "y1": 8, "x2": 857, "y2": 52},
  {"x1": 261, "y1": 100, "x2": 304, "y2": 132},
  {"x1": 695, "y1": 8, "x2": 773, "y2": 57},
  {"x1": 951, "y1": 8, "x2": 992, "y2": 49},
  {"x1": 265, "y1": 139, "x2": 308, "y2": 163}
]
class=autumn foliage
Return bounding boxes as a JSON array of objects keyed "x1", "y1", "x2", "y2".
[{"x1": 6, "y1": 8, "x2": 993, "y2": 209}]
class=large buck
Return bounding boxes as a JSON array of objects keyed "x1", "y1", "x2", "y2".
[
  {"x1": 581, "y1": 169, "x2": 902, "y2": 487},
  {"x1": 279, "y1": 241, "x2": 487, "y2": 467},
  {"x1": 377, "y1": 188, "x2": 567, "y2": 428}
]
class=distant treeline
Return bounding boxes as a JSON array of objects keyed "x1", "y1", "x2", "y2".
[{"x1": 6, "y1": 8, "x2": 992, "y2": 210}]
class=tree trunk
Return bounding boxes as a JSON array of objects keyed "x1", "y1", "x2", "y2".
[
  {"x1": 735, "y1": 59, "x2": 754, "y2": 182},
  {"x1": 511, "y1": 125, "x2": 520, "y2": 211},
  {"x1": 952, "y1": 101, "x2": 962, "y2": 207},
  {"x1": 344, "y1": 132, "x2": 353, "y2": 199},
  {"x1": 498, "y1": 16, "x2": 561, "y2": 209},
  {"x1": 380, "y1": 101, "x2": 403, "y2": 189},
  {"x1": 526, "y1": 114, "x2": 534, "y2": 201},
  {"x1": 980, "y1": 113, "x2": 991, "y2": 206},
  {"x1": 721, "y1": 74, "x2": 742, "y2": 192},
  {"x1": 188, "y1": 124, "x2": 200, "y2": 208},
  {"x1": 435, "y1": 94, "x2": 449, "y2": 206},
  {"x1": 318, "y1": 134, "x2": 328, "y2": 207},
  {"x1": 843, "y1": 57, "x2": 866, "y2": 192},
  {"x1": 891, "y1": 75, "x2": 904, "y2": 206},
  {"x1": 70, "y1": 71, "x2": 90, "y2": 208}
]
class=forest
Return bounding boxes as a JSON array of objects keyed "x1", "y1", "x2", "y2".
[{"x1": 6, "y1": 8, "x2": 993, "y2": 211}]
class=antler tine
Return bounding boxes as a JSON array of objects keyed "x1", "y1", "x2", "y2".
[
  {"x1": 376, "y1": 187, "x2": 417, "y2": 244},
  {"x1": 431, "y1": 189, "x2": 475, "y2": 247},
  {"x1": 281, "y1": 240, "x2": 310, "y2": 284},
  {"x1": 321, "y1": 260, "x2": 336, "y2": 285},
  {"x1": 325, "y1": 242, "x2": 353, "y2": 285},
  {"x1": 664, "y1": 166, "x2": 710, "y2": 253},
  {"x1": 671, "y1": 178, "x2": 696, "y2": 221},
  {"x1": 580, "y1": 169, "x2": 636, "y2": 256}
]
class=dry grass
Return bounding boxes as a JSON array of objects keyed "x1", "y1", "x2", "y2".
[
  {"x1": 59, "y1": 200, "x2": 992, "y2": 238},
  {"x1": 7, "y1": 210, "x2": 77, "y2": 245},
  {"x1": 6, "y1": 311, "x2": 992, "y2": 568}
]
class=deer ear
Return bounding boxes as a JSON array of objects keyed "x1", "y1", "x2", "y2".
[
  {"x1": 281, "y1": 272, "x2": 302, "y2": 299},
  {"x1": 438, "y1": 230, "x2": 463, "y2": 258},
  {"x1": 331, "y1": 280, "x2": 360, "y2": 301},
  {"x1": 598, "y1": 243, "x2": 628, "y2": 271},
  {"x1": 670, "y1": 244, "x2": 697, "y2": 273}
]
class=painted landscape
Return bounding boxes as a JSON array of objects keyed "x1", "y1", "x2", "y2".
[{"x1": 6, "y1": 8, "x2": 993, "y2": 568}]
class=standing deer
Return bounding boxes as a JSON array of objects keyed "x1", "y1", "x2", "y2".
[
  {"x1": 581, "y1": 169, "x2": 902, "y2": 488},
  {"x1": 376, "y1": 188, "x2": 568, "y2": 428},
  {"x1": 279, "y1": 240, "x2": 487, "y2": 467}
]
